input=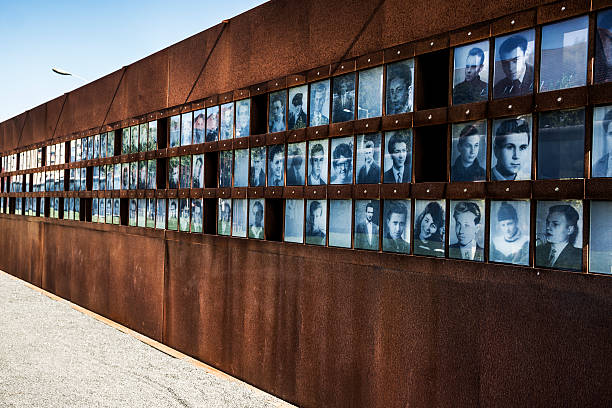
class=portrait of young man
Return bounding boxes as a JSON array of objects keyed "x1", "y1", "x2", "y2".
[
  {"x1": 309, "y1": 81, "x2": 330, "y2": 126},
  {"x1": 168, "y1": 157, "x2": 179, "y2": 189},
  {"x1": 248, "y1": 199, "x2": 264, "y2": 239},
  {"x1": 383, "y1": 130, "x2": 411, "y2": 184},
  {"x1": 286, "y1": 143, "x2": 305, "y2": 186},
  {"x1": 491, "y1": 117, "x2": 531, "y2": 181},
  {"x1": 218, "y1": 199, "x2": 231, "y2": 236},
  {"x1": 453, "y1": 43, "x2": 489, "y2": 105},
  {"x1": 382, "y1": 200, "x2": 410, "y2": 254},
  {"x1": 268, "y1": 91, "x2": 286, "y2": 133},
  {"x1": 449, "y1": 201, "x2": 485, "y2": 261},
  {"x1": 167, "y1": 199, "x2": 179, "y2": 231},
  {"x1": 330, "y1": 138, "x2": 353, "y2": 185},
  {"x1": 489, "y1": 201, "x2": 530, "y2": 265},
  {"x1": 235, "y1": 100, "x2": 250, "y2": 138},
  {"x1": 332, "y1": 73, "x2": 355, "y2": 123},
  {"x1": 451, "y1": 122, "x2": 486, "y2": 182},
  {"x1": 535, "y1": 202, "x2": 582, "y2": 271},
  {"x1": 493, "y1": 32, "x2": 534, "y2": 99},
  {"x1": 250, "y1": 147, "x2": 266, "y2": 187},
  {"x1": 307, "y1": 141, "x2": 327, "y2": 185},
  {"x1": 219, "y1": 151, "x2": 233, "y2": 188},
  {"x1": 268, "y1": 144, "x2": 284, "y2": 187},
  {"x1": 385, "y1": 60, "x2": 413, "y2": 115},
  {"x1": 193, "y1": 110, "x2": 206, "y2": 144},
  {"x1": 354, "y1": 200, "x2": 380, "y2": 251},
  {"x1": 356, "y1": 135, "x2": 381, "y2": 184},
  {"x1": 305, "y1": 200, "x2": 326, "y2": 246},
  {"x1": 206, "y1": 106, "x2": 219, "y2": 142},
  {"x1": 288, "y1": 87, "x2": 308, "y2": 130},
  {"x1": 220, "y1": 103, "x2": 234, "y2": 140},
  {"x1": 179, "y1": 198, "x2": 190, "y2": 232}
]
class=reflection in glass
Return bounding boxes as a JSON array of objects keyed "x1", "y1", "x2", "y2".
[
  {"x1": 191, "y1": 154, "x2": 204, "y2": 188},
  {"x1": 309, "y1": 80, "x2": 330, "y2": 126},
  {"x1": 491, "y1": 116, "x2": 532, "y2": 181},
  {"x1": 284, "y1": 199, "x2": 304, "y2": 243},
  {"x1": 590, "y1": 201, "x2": 612, "y2": 274},
  {"x1": 107, "y1": 131, "x2": 114, "y2": 157},
  {"x1": 382, "y1": 200, "x2": 411, "y2": 254},
  {"x1": 535, "y1": 200, "x2": 583, "y2": 271},
  {"x1": 332, "y1": 73, "x2": 355, "y2": 123},
  {"x1": 354, "y1": 200, "x2": 380, "y2": 250},
  {"x1": 595, "y1": 9, "x2": 612, "y2": 83},
  {"x1": 139, "y1": 123, "x2": 148, "y2": 152},
  {"x1": 592, "y1": 106, "x2": 612, "y2": 177},
  {"x1": 307, "y1": 140, "x2": 327, "y2": 185},
  {"x1": 87, "y1": 137, "x2": 93, "y2": 160},
  {"x1": 305, "y1": 200, "x2": 326, "y2": 246},
  {"x1": 286, "y1": 142, "x2": 306, "y2": 186},
  {"x1": 386, "y1": 59, "x2": 414, "y2": 115},
  {"x1": 169, "y1": 115, "x2": 180, "y2": 147},
  {"x1": 538, "y1": 108, "x2": 584, "y2": 179},
  {"x1": 540, "y1": 16, "x2": 588, "y2": 92},
  {"x1": 156, "y1": 199, "x2": 166, "y2": 230},
  {"x1": 92, "y1": 198, "x2": 98, "y2": 223},
  {"x1": 138, "y1": 161, "x2": 147, "y2": 190},
  {"x1": 191, "y1": 198, "x2": 203, "y2": 233},
  {"x1": 179, "y1": 156, "x2": 191, "y2": 189},
  {"x1": 129, "y1": 198, "x2": 138, "y2": 227},
  {"x1": 147, "y1": 160, "x2": 156, "y2": 189},
  {"x1": 219, "y1": 151, "x2": 233, "y2": 188},
  {"x1": 121, "y1": 129, "x2": 129, "y2": 155},
  {"x1": 330, "y1": 137, "x2": 353, "y2": 185},
  {"x1": 193, "y1": 109, "x2": 205, "y2": 144},
  {"x1": 452, "y1": 40, "x2": 489, "y2": 105},
  {"x1": 130, "y1": 125, "x2": 139, "y2": 153},
  {"x1": 168, "y1": 157, "x2": 179, "y2": 189},
  {"x1": 248, "y1": 199, "x2": 265, "y2": 239},
  {"x1": 93, "y1": 167, "x2": 99, "y2": 191},
  {"x1": 383, "y1": 130, "x2": 412, "y2": 183},
  {"x1": 146, "y1": 198, "x2": 155, "y2": 228},
  {"x1": 137, "y1": 198, "x2": 146, "y2": 228},
  {"x1": 358, "y1": 66, "x2": 383, "y2": 119},
  {"x1": 489, "y1": 200, "x2": 530, "y2": 265},
  {"x1": 329, "y1": 199, "x2": 352, "y2": 248},
  {"x1": 98, "y1": 167, "x2": 105, "y2": 191},
  {"x1": 114, "y1": 163, "x2": 121, "y2": 190},
  {"x1": 99, "y1": 135, "x2": 105, "y2": 159},
  {"x1": 220, "y1": 102, "x2": 234, "y2": 140},
  {"x1": 268, "y1": 144, "x2": 284, "y2": 186},
  {"x1": 449, "y1": 200, "x2": 485, "y2": 261},
  {"x1": 451, "y1": 120, "x2": 487, "y2": 182},
  {"x1": 233, "y1": 149, "x2": 249, "y2": 187},
  {"x1": 167, "y1": 199, "x2": 179, "y2": 231},
  {"x1": 181, "y1": 112, "x2": 192, "y2": 146},
  {"x1": 493, "y1": 29, "x2": 535, "y2": 99},
  {"x1": 250, "y1": 147, "x2": 266, "y2": 187},
  {"x1": 206, "y1": 106, "x2": 219, "y2": 142},
  {"x1": 288, "y1": 86, "x2": 308, "y2": 130},
  {"x1": 218, "y1": 198, "x2": 231, "y2": 235},
  {"x1": 356, "y1": 133, "x2": 381, "y2": 184},
  {"x1": 269, "y1": 91, "x2": 287, "y2": 132},
  {"x1": 235, "y1": 100, "x2": 250, "y2": 138},
  {"x1": 148, "y1": 121, "x2": 157, "y2": 151},
  {"x1": 414, "y1": 200, "x2": 445, "y2": 257},
  {"x1": 179, "y1": 198, "x2": 190, "y2": 232},
  {"x1": 121, "y1": 163, "x2": 129, "y2": 190},
  {"x1": 232, "y1": 199, "x2": 247, "y2": 237}
]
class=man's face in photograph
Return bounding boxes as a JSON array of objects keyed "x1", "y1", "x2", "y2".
[
  {"x1": 501, "y1": 46, "x2": 527, "y2": 81},
  {"x1": 388, "y1": 212, "x2": 406, "y2": 240},
  {"x1": 495, "y1": 132, "x2": 529, "y2": 176},
  {"x1": 455, "y1": 210, "x2": 479, "y2": 246}
]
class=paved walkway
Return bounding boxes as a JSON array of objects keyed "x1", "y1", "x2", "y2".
[{"x1": 0, "y1": 271, "x2": 292, "y2": 408}]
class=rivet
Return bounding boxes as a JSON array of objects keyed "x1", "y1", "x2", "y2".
[
  {"x1": 397, "y1": 50, "x2": 401, "y2": 55},
  {"x1": 367, "y1": 58, "x2": 371, "y2": 62},
  {"x1": 428, "y1": 114, "x2": 432, "y2": 120},
  {"x1": 272, "y1": 191, "x2": 275, "y2": 194},
  {"x1": 554, "y1": 186, "x2": 559, "y2": 192},
  {"x1": 561, "y1": 6, "x2": 565, "y2": 11},
  {"x1": 315, "y1": 131, "x2": 319, "y2": 135},
  {"x1": 505, "y1": 187, "x2": 510, "y2": 192},
  {"x1": 467, "y1": 31, "x2": 472, "y2": 36},
  {"x1": 463, "y1": 188, "x2": 467, "y2": 192},
  {"x1": 537, "y1": 271, "x2": 540, "y2": 276},
  {"x1": 430, "y1": 41, "x2": 434, "y2": 46},
  {"x1": 557, "y1": 97, "x2": 562, "y2": 103},
  {"x1": 337, "y1": 190, "x2": 340, "y2": 194},
  {"x1": 426, "y1": 189, "x2": 430, "y2": 193},
  {"x1": 340, "y1": 127, "x2": 343, "y2": 131},
  {"x1": 465, "y1": 109, "x2": 470, "y2": 115},
  {"x1": 365, "y1": 124, "x2": 369, "y2": 128},
  {"x1": 395, "y1": 120, "x2": 399, "y2": 124},
  {"x1": 363, "y1": 190, "x2": 367, "y2": 194},
  {"x1": 257, "y1": 88, "x2": 260, "y2": 91},
  {"x1": 275, "y1": 82, "x2": 278, "y2": 86},
  {"x1": 295, "y1": 78, "x2": 298, "y2": 81},
  {"x1": 292, "y1": 190, "x2": 295, "y2": 194},
  {"x1": 313, "y1": 190, "x2": 317, "y2": 194},
  {"x1": 510, "y1": 19, "x2": 515, "y2": 25},
  {"x1": 210, "y1": 100, "x2": 212, "y2": 103},
  {"x1": 393, "y1": 189, "x2": 397, "y2": 193},
  {"x1": 274, "y1": 137, "x2": 277, "y2": 141},
  {"x1": 317, "y1": 71, "x2": 320, "y2": 75},
  {"x1": 508, "y1": 104, "x2": 513, "y2": 109},
  {"x1": 256, "y1": 139, "x2": 259, "y2": 142},
  {"x1": 224, "y1": 97, "x2": 227, "y2": 100},
  {"x1": 240, "y1": 92, "x2": 243, "y2": 95}
]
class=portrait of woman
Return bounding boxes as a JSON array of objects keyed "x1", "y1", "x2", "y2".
[{"x1": 413, "y1": 200, "x2": 445, "y2": 257}]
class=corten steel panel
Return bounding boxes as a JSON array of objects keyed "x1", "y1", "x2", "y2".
[{"x1": 0, "y1": 216, "x2": 42, "y2": 286}]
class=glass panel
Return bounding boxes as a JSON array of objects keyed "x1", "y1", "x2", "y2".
[
  {"x1": 219, "y1": 151, "x2": 233, "y2": 188},
  {"x1": 233, "y1": 149, "x2": 249, "y2": 187},
  {"x1": 206, "y1": 106, "x2": 219, "y2": 142},
  {"x1": 307, "y1": 140, "x2": 328, "y2": 185},
  {"x1": 453, "y1": 40, "x2": 489, "y2": 104},
  {"x1": 448, "y1": 200, "x2": 485, "y2": 261},
  {"x1": 330, "y1": 136, "x2": 353, "y2": 184},
  {"x1": 537, "y1": 108, "x2": 585, "y2": 179},
  {"x1": 592, "y1": 105, "x2": 612, "y2": 177},
  {"x1": 235, "y1": 99, "x2": 251, "y2": 137},
  {"x1": 354, "y1": 200, "x2": 380, "y2": 250},
  {"x1": 491, "y1": 115, "x2": 532, "y2": 180},
  {"x1": 284, "y1": 199, "x2": 304, "y2": 243},
  {"x1": 181, "y1": 112, "x2": 192, "y2": 146},
  {"x1": 382, "y1": 199, "x2": 411, "y2": 254},
  {"x1": 386, "y1": 59, "x2": 414, "y2": 115},
  {"x1": 493, "y1": 29, "x2": 535, "y2": 99},
  {"x1": 305, "y1": 200, "x2": 326, "y2": 245},
  {"x1": 156, "y1": 199, "x2": 166, "y2": 230},
  {"x1": 113, "y1": 198, "x2": 120, "y2": 225},
  {"x1": 329, "y1": 199, "x2": 352, "y2": 247},
  {"x1": 250, "y1": 147, "x2": 266, "y2": 187},
  {"x1": 309, "y1": 79, "x2": 330, "y2": 126},
  {"x1": 146, "y1": 198, "x2": 156, "y2": 228},
  {"x1": 129, "y1": 161, "x2": 138, "y2": 189},
  {"x1": 358, "y1": 66, "x2": 383, "y2": 119},
  {"x1": 129, "y1": 198, "x2": 138, "y2": 227},
  {"x1": 138, "y1": 161, "x2": 147, "y2": 189},
  {"x1": 121, "y1": 163, "x2": 129, "y2": 190},
  {"x1": 267, "y1": 145, "x2": 285, "y2": 186},
  {"x1": 595, "y1": 9, "x2": 612, "y2": 84},
  {"x1": 356, "y1": 133, "x2": 381, "y2": 184},
  {"x1": 92, "y1": 198, "x2": 98, "y2": 223},
  {"x1": 168, "y1": 157, "x2": 179, "y2": 189},
  {"x1": 169, "y1": 115, "x2": 180, "y2": 147},
  {"x1": 232, "y1": 198, "x2": 247, "y2": 237},
  {"x1": 383, "y1": 130, "x2": 412, "y2": 183},
  {"x1": 179, "y1": 156, "x2": 191, "y2": 189},
  {"x1": 590, "y1": 201, "x2": 612, "y2": 274},
  {"x1": 147, "y1": 160, "x2": 156, "y2": 189},
  {"x1": 148, "y1": 121, "x2": 157, "y2": 151},
  {"x1": 332, "y1": 73, "x2": 355, "y2": 123},
  {"x1": 288, "y1": 86, "x2": 308, "y2": 130},
  {"x1": 269, "y1": 90, "x2": 287, "y2": 132},
  {"x1": 137, "y1": 199, "x2": 146, "y2": 227},
  {"x1": 107, "y1": 132, "x2": 114, "y2": 156},
  {"x1": 191, "y1": 155, "x2": 204, "y2": 188},
  {"x1": 220, "y1": 102, "x2": 234, "y2": 140},
  {"x1": 130, "y1": 125, "x2": 139, "y2": 153},
  {"x1": 489, "y1": 200, "x2": 530, "y2": 265},
  {"x1": 87, "y1": 137, "x2": 93, "y2": 160},
  {"x1": 286, "y1": 142, "x2": 306, "y2": 186},
  {"x1": 414, "y1": 199, "x2": 446, "y2": 257},
  {"x1": 114, "y1": 163, "x2": 121, "y2": 190},
  {"x1": 179, "y1": 198, "x2": 190, "y2": 232},
  {"x1": 191, "y1": 198, "x2": 203, "y2": 233},
  {"x1": 193, "y1": 109, "x2": 206, "y2": 144},
  {"x1": 218, "y1": 198, "x2": 231, "y2": 235},
  {"x1": 535, "y1": 200, "x2": 583, "y2": 271},
  {"x1": 121, "y1": 129, "x2": 129, "y2": 155},
  {"x1": 167, "y1": 199, "x2": 179, "y2": 231},
  {"x1": 248, "y1": 199, "x2": 265, "y2": 239},
  {"x1": 451, "y1": 120, "x2": 487, "y2": 182},
  {"x1": 139, "y1": 123, "x2": 148, "y2": 152},
  {"x1": 93, "y1": 167, "x2": 99, "y2": 191}
]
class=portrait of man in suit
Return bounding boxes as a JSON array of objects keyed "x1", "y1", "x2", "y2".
[
  {"x1": 305, "y1": 200, "x2": 326, "y2": 246},
  {"x1": 493, "y1": 33, "x2": 534, "y2": 99},
  {"x1": 354, "y1": 201, "x2": 379, "y2": 251},
  {"x1": 383, "y1": 130, "x2": 411, "y2": 184},
  {"x1": 449, "y1": 201, "x2": 484, "y2": 261},
  {"x1": 235, "y1": 100, "x2": 250, "y2": 138},
  {"x1": 308, "y1": 142, "x2": 327, "y2": 185},
  {"x1": 269, "y1": 92, "x2": 286, "y2": 133},
  {"x1": 249, "y1": 200, "x2": 264, "y2": 239},
  {"x1": 357, "y1": 137, "x2": 380, "y2": 184},
  {"x1": 332, "y1": 73, "x2": 355, "y2": 123},
  {"x1": 491, "y1": 117, "x2": 531, "y2": 181},
  {"x1": 268, "y1": 144, "x2": 284, "y2": 186},
  {"x1": 536, "y1": 203, "x2": 582, "y2": 271},
  {"x1": 385, "y1": 60, "x2": 413, "y2": 115},
  {"x1": 382, "y1": 200, "x2": 410, "y2": 254},
  {"x1": 330, "y1": 140, "x2": 353, "y2": 184},
  {"x1": 220, "y1": 103, "x2": 234, "y2": 140},
  {"x1": 309, "y1": 81, "x2": 330, "y2": 126},
  {"x1": 288, "y1": 91, "x2": 307, "y2": 130},
  {"x1": 250, "y1": 147, "x2": 266, "y2": 187},
  {"x1": 286, "y1": 143, "x2": 305, "y2": 186},
  {"x1": 453, "y1": 45, "x2": 488, "y2": 105},
  {"x1": 451, "y1": 123, "x2": 486, "y2": 182}
]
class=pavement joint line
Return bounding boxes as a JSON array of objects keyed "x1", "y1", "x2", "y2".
[{"x1": 0, "y1": 270, "x2": 296, "y2": 408}]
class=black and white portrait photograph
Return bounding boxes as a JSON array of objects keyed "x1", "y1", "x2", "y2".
[
  {"x1": 235, "y1": 99, "x2": 250, "y2": 138},
  {"x1": 113, "y1": 198, "x2": 120, "y2": 225},
  {"x1": 206, "y1": 106, "x2": 219, "y2": 142},
  {"x1": 286, "y1": 142, "x2": 306, "y2": 186},
  {"x1": 168, "y1": 157, "x2": 179, "y2": 189},
  {"x1": 589, "y1": 201, "x2": 612, "y2": 274},
  {"x1": 386, "y1": 59, "x2": 414, "y2": 115},
  {"x1": 330, "y1": 137, "x2": 353, "y2": 185},
  {"x1": 383, "y1": 130, "x2": 412, "y2": 184},
  {"x1": 592, "y1": 106, "x2": 612, "y2": 177},
  {"x1": 538, "y1": 108, "x2": 585, "y2": 180},
  {"x1": 169, "y1": 115, "x2": 180, "y2": 148},
  {"x1": 449, "y1": 200, "x2": 485, "y2": 261},
  {"x1": 232, "y1": 198, "x2": 247, "y2": 238},
  {"x1": 489, "y1": 200, "x2": 530, "y2": 265},
  {"x1": 137, "y1": 124, "x2": 146, "y2": 152},
  {"x1": 329, "y1": 199, "x2": 352, "y2": 248},
  {"x1": 148, "y1": 121, "x2": 157, "y2": 151},
  {"x1": 193, "y1": 109, "x2": 205, "y2": 144},
  {"x1": 267, "y1": 144, "x2": 284, "y2": 186},
  {"x1": 354, "y1": 200, "x2": 380, "y2": 251},
  {"x1": 179, "y1": 198, "x2": 190, "y2": 232},
  {"x1": 219, "y1": 150, "x2": 233, "y2": 188},
  {"x1": 146, "y1": 198, "x2": 155, "y2": 228},
  {"x1": 147, "y1": 160, "x2": 156, "y2": 189},
  {"x1": 112, "y1": 164, "x2": 119, "y2": 190},
  {"x1": 218, "y1": 198, "x2": 231, "y2": 236},
  {"x1": 167, "y1": 198, "x2": 179, "y2": 231},
  {"x1": 129, "y1": 125, "x2": 138, "y2": 153},
  {"x1": 121, "y1": 129, "x2": 129, "y2": 155},
  {"x1": 137, "y1": 198, "x2": 146, "y2": 228},
  {"x1": 269, "y1": 91, "x2": 287, "y2": 133},
  {"x1": 75, "y1": 198, "x2": 81, "y2": 221},
  {"x1": 95, "y1": 133, "x2": 101, "y2": 158},
  {"x1": 181, "y1": 112, "x2": 192, "y2": 146},
  {"x1": 192, "y1": 154, "x2": 204, "y2": 188},
  {"x1": 92, "y1": 198, "x2": 99, "y2": 223},
  {"x1": 127, "y1": 161, "x2": 136, "y2": 190},
  {"x1": 220, "y1": 102, "x2": 234, "y2": 140},
  {"x1": 493, "y1": 30, "x2": 535, "y2": 99},
  {"x1": 250, "y1": 147, "x2": 266, "y2": 187},
  {"x1": 356, "y1": 133, "x2": 381, "y2": 184},
  {"x1": 332, "y1": 73, "x2": 355, "y2": 123},
  {"x1": 248, "y1": 199, "x2": 265, "y2": 239},
  {"x1": 453, "y1": 40, "x2": 489, "y2": 105},
  {"x1": 358, "y1": 66, "x2": 383, "y2": 119},
  {"x1": 305, "y1": 199, "x2": 326, "y2": 246},
  {"x1": 87, "y1": 136, "x2": 93, "y2": 160},
  {"x1": 288, "y1": 85, "x2": 308, "y2": 130},
  {"x1": 95, "y1": 198, "x2": 102, "y2": 223},
  {"x1": 156, "y1": 199, "x2": 166, "y2": 230},
  {"x1": 129, "y1": 198, "x2": 138, "y2": 227},
  {"x1": 595, "y1": 9, "x2": 612, "y2": 84},
  {"x1": 97, "y1": 135, "x2": 103, "y2": 159},
  {"x1": 93, "y1": 166, "x2": 100, "y2": 191},
  {"x1": 382, "y1": 200, "x2": 411, "y2": 254},
  {"x1": 138, "y1": 160, "x2": 148, "y2": 190},
  {"x1": 307, "y1": 140, "x2": 327, "y2": 185},
  {"x1": 233, "y1": 149, "x2": 249, "y2": 187},
  {"x1": 97, "y1": 167, "x2": 105, "y2": 191},
  {"x1": 535, "y1": 200, "x2": 583, "y2": 271},
  {"x1": 451, "y1": 120, "x2": 487, "y2": 182},
  {"x1": 121, "y1": 163, "x2": 129, "y2": 190},
  {"x1": 309, "y1": 80, "x2": 330, "y2": 126},
  {"x1": 179, "y1": 156, "x2": 191, "y2": 189},
  {"x1": 413, "y1": 200, "x2": 445, "y2": 257},
  {"x1": 491, "y1": 116, "x2": 532, "y2": 181},
  {"x1": 540, "y1": 16, "x2": 588, "y2": 92},
  {"x1": 284, "y1": 199, "x2": 304, "y2": 244},
  {"x1": 191, "y1": 198, "x2": 203, "y2": 233}
]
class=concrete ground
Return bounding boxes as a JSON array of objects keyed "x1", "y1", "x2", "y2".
[{"x1": 0, "y1": 271, "x2": 293, "y2": 408}]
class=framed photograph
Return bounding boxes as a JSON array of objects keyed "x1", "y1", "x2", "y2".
[
  {"x1": 113, "y1": 163, "x2": 121, "y2": 190},
  {"x1": 309, "y1": 79, "x2": 330, "y2": 126},
  {"x1": 451, "y1": 120, "x2": 487, "y2": 182},
  {"x1": 107, "y1": 132, "x2": 115, "y2": 157},
  {"x1": 248, "y1": 199, "x2": 265, "y2": 239},
  {"x1": 269, "y1": 90, "x2": 287, "y2": 132},
  {"x1": 235, "y1": 99, "x2": 250, "y2": 138},
  {"x1": 138, "y1": 161, "x2": 147, "y2": 190},
  {"x1": 288, "y1": 85, "x2": 308, "y2": 130},
  {"x1": 92, "y1": 198, "x2": 99, "y2": 223},
  {"x1": 206, "y1": 106, "x2": 219, "y2": 142},
  {"x1": 93, "y1": 166, "x2": 100, "y2": 191},
  {"x1": 592, "y1": 105, "x2": 612, "y2": 177},
  {"x1": 121, "y1": 128, "x2": 129, "y2": 155},
  {"x1": 535, "y1": 200, "x2": 583, "y2": 271},
  {"x1": 98, "y1": 167, "x2": 105, "y2": 191},
  {"x1": 181, "y1": 112, "x2": 192, "y2": 146},
  {"x1": 74, "y1": 198, "x2": 80, "y2": 220},
  {"x1": 87, "y1": 137, "x2": 93, "y2": 160},
  {"x1": 168, "y1": 157, "x2": 180, "y2": 189},
  {"x1": 358, "y1": 66, "x2": 383, "y2": 119},
  {"x1": 307, "y1": 140, "x2": 328, "y2": 185},
  {"x1": 250, "y1": 147, "x2": 266, "y2": 187},
  {"x1": 218, "y1": 198, "x2": 231, "y2": 235},
  {"x1": 129, "y1": 198, "x2": 138, "y2": 227},
  {"x1": 286, "y1": 142, "x2": 306, "y2": 186},
  {"x1": 113, "y1": 198, "x2": 120, "y2": 225},
  {"x1": 130, "y1": 125, "x2": 139, "y2": 153},
  {"x1": 193, "y1": 109, "x2": 206, "y2": 144},
  {"x1": 449, "y1": 200, "x2": 485, "y2": 261},
  {"x1": 489, "y1": 200, "x2": 530, "y2": 265},
  {"x1": 590, "y1": 201, "x2": 612, "y2": 274},
  {"x1": 354, "y1": 200, "x2": 380, "y2": 250},
  {"x1": 179, "y1": 198, "x2": 190, "y2": 232},
  {"x1": 94, "y1": 133, "x2": 101, "y2": 159},
  {"x1": 96, "y1": 198, "x2": 104, "y2": 223},
  {"x1": 284, "y1": 199, "x2": 304, "y2": 243},
  {"x1": 493, "y1": 29, "x2": 535, "y2": 99},
  {"x1": 191, "y1": 154, "x2": 204, "y2": 188},
  {"x1": 231, "y1": 198, "x2": 247, "y2": 237},
  {"x1": 147, "y1": 160, "x2": 156, "y2": 189},
  {"x1": 219, "y1": 150, "x2": 233, "y2": 188},
  {"x1": 383, "y1": 130, "x2": 412, "y2": 184},
  {"x1": 148, "y1": 121, "x2": 157, "y2": 151},
  {"x1": 540, "y1": 16, "x2": 588, "y2": 92},
  {"x1": 385, "y1": 59, "x2": 414, "y2": 115},
  {"x1": 146, "y1": 198, "x2": 156, "y2": 228},
  {"x1": 332, "y1": 72, "x2": 355, "y2": 123},
  {"x1": 129, "y1": 161, "x2": 138, "y2": 190},
  {"x1": 105, "y1": 198, "x2": 112, "y2": 224},
  {"x1": 155, "y1": 199, "x2": 166, "y2": 230},
  {"x1": 233, "y1": 149, "x2": 249, "y2": 187},
  {"x1": 139, "y1": 123, "x2": 148, "y2": 152},
  {"x1": 121, "y1": 163, "x2": 129, "y2": 190},
  {"x1": 179, "y1": 156, "x2": 191, "y2": 189},
  {"x1": 382, "y1": 199, "x2": 411, "y2": 254},
  {"x1": 356, "y1": 133, "x2": 381, "y2": 184},
  {"x1": 414, "y1": 199, "x2": 446, "y2": 257},
  {"x1": 452, "y1": 40, "x2": 489, "y2": 105},
  {"x1": 330, "y1": 136, "x2": 353, "y2": 184},
  {"x1": 595, "y1": 9, "x2": 612, "y2": 84},
  {"x1": 167, "y1": 198, "x2": 179, "y2": 231},
  {"x1": 191, "y1": 198, "x2": 203, "y2": 233},
  {"x1": 491, "y1": 115, "x2": 532, "y2": 181},
  {"x1": 220, "y1": 102, "x2": 234, "y2": 140},
  {"x1": 169, "y1": 115, "x2": 180, "y2": 148},
  {"x1": 268, "y1": 144, "x2": 285, "y2": 186},
  {"x1": 76, "y1": 138, "x2": 82, "y2": 162},
  {"x1": 329, "y1": 199, "x2": 352, "y2": 248},
  {"x1": 538, "y1": 108, "x2": 585, "y2": 179}
]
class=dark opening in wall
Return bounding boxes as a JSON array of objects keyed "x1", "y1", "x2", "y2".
[
  {"x1": 82, "y1": 198, "x2": 91, "y2": 222},
  {"x1": 63, "y1": 169, "x2": 70, "y2": 191},
  {"x1": 156, "y1": 158, "x2": 168, "y2": 190},
  {"x1": 416, "y1": 49, "x2": 450, "y2": 110},
  {"x1": 203, "y1": 198, "x2": 216, "y2": 234},
  {"x1": 113, "y1": 129, "x2": 122, "y2": 156},
  {"x1": 250, "y1": 93, "x2": 268, "y2": 136},
  {"x1": 204, "y1": 152, "x2": 218, "y2": 188},
  {"x1": 86, "y1": 167, "x2": 93, "y2": 191},
  {"x1": 265, "y1": 198, "x2": 283, "y2": 241},
  {"x1": 414, "y1": 125, "x2": 448, "y2": 182},
  {"x1": 43, "y1": 197, "x2": 50, "y2": 217},
  {"x1": 37, "y1": 197, "x2": 42, "y2": 217},
  {"x1": 157, "y1": 117, "x2": 168, "y2": 149},
  {"x1": 120, "y1": 198, "x2": 128, "y2": 226}
]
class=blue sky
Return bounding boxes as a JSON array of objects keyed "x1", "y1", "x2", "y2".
[{"x1": 0, "y1": 0, "x2": 266, "y2": 122}]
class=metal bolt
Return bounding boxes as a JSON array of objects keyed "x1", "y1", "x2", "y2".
[
  {"x1": 313, "y1": 190, "x2": 317, "y2": 194},
  {"x1": 467, "y1": 31, "x2": 472, "y2": 36},
  {"x1": 463, "y1": 188, "x2": 467, "y2": 192},
  {"x1": 397, "y1": 50, "x2": 401, "y2": 55},
  {"x1": 393, "y1": 189, "x2": 397, "y2": 193},
  {"x1": 557, "y1": 97, "x2": 562, "y2": 103},
  {"x1": 505, "y1": 187, "x2": 510, "y2": 192},
  {"x1": 257, "y1": 88, "x2": 260, "y2": 91},
  {"x1": 365, "y1": 124, "x2": 369, "y2": 128},
  {"x1": 428, "y1": 114, "x2": 432, "y2": 120},
  {"x1": 465, "y1": 109, "x2": 470, "y2": 115},
  {"x1": 315, "y1": 131, "x2": 319, "y2": 135},
  {"x1": 510, "y1": 19, "x2": 515, "y2": 25},
  {"x1": 341, "y1": 65, "x2": 344, "y2": 69},
  {"x1": 367, "y1": 58, "x2": 371, "y2": 62},
  {"x1": 337, "y1": 190, "x2": 340, "y2": 194},
  {"x1": 561, "y1": 6, "x2": 565, "y2": 11},
  {"x1": 508, "y1": 104, "x2": 513, "y2": 109},
  {"x1": 554, "y1": 186, "x2": 559, "y2": 192},
  {"x1": 430, "y1": 41, "x2": 434, "y2": 46},
  {"x1": 275, "y1": 82, "x2": 278, "y2": 86},
  {"x1": 317, "y1": 71, "x2": 320, "y2": 75},
  {"x1": 426, "y1": 189, "x2": 430, "y2": 193}
]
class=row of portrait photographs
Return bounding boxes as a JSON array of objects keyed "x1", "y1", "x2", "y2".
[
  {"x1": 91, "y1": 198, "x2": 121, "y2": 225},
  {"x1": 121, "y1": 121, "x2": 158, "y2": 155},
  {"x1": 68, "y1": 168, "x2": 87, "y2": 191},
  {"x1": 91, "y1": 161, "x2": 157, "y2": 191},
  {"x1": 71, "y1": 131, "x2": 116, "y2": 163},
  {"x1": 17, "y1": 148, "x2": 44, "y2": 170},
  {"x1": 61, "y1": 198, "x2": 81, "y2": 221}
]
